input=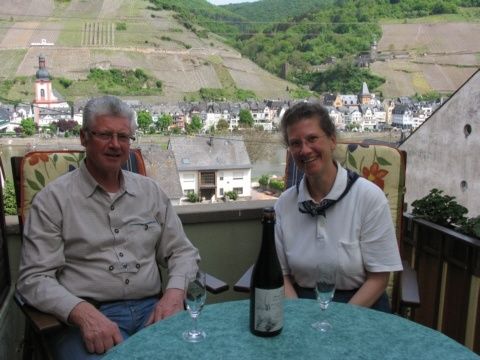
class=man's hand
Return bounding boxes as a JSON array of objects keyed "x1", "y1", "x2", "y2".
[
  {"x1": 145, "y1": 288, "x2": 185, "y2": 325},
  {"x1": 68, "y1": 301, "x2": 123, "y2": 354}
]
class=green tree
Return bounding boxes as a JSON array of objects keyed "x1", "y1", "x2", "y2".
[
  {"x1": 137, "y1": 110, "x2": 153, "y2": 133},
  {"x1": 156, "y1": 113, "x2": 173, "y2": 133},
  {"x1": 2, "y1": 180, "x2": 17, "y2": 215},
  {"x1": 239, "y1": 109, "x2": 254, "y2": 128},
  {"x1": 186, "y1": 115, "x2": 203, "y2": 134},
  {"x1": 20, "y1": 118, "x2": 36, "y2": 136},
  {"x1": 216, "y1": 119, "x2": 229, "y2": 132},
  {"x1": 48, "y1": 122, "x2": 58, "y2": 135}
]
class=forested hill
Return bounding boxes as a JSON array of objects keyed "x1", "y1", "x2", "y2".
[
  {"x1": 151, "y1": 0, "x2": 480, "y2": 95},
  {"x1": 223, "y1": 0, "x2": 335, "y2": 23}
]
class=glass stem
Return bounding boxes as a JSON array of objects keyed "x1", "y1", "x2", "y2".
[{"x1": 191, "y1": 315, "x2": 198, "y2": 332}]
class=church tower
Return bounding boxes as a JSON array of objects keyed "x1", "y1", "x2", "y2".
[
  {"x1": 32, "y1": 54, "x2": 69, "y2": 125},
  {"x1": 358, "y1": 82, "x2": 372, "y2": 105}
]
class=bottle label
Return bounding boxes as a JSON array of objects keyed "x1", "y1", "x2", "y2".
[{"x1": 253, "y1": 287, "x2": 284, "y2": 332}]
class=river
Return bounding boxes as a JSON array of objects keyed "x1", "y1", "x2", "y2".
[{"x1": 0, "y1": 131, "x2": 400, "y2": 182}]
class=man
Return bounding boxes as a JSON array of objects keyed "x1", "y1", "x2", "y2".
[{"x1": 17, "y1": 95, "x2": 200, "y2": 359}]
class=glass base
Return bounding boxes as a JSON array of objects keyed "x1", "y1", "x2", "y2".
[
  {"x1": 183, "y1": 329, "x2": 206, "y2": 342},
  {"x1": 311, "y1": 320, "x2": 332, "y2": 332}
]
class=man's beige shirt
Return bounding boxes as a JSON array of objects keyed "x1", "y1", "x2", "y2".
[{"x1": 17, "y1": 161, "x2": 200, "y2": 323}]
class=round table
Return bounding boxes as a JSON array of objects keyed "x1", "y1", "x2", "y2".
[{"x1": 103, "y1": 299, "x2": 479, "y2": 360}]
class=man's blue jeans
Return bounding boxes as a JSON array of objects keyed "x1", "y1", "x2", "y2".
[{"x1": 46, "y1": 297, "x2": 158, "y2": 360}]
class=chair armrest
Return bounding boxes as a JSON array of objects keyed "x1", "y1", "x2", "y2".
[
  {"x1": 14, "y1": 293, "x2": 63, "y2": 333},
  {"x1": 400, "y1": 260, "x2": 420, "y2": 307},
  {"x1": 233, "y1": 265, "x2": 253, "y2": 293},
  {"x1": 22, "y1": 305, "x2": 63, "y2": 333},
  {"x1": 206, "y1": 273, "x2": 229, "y2": 294}
]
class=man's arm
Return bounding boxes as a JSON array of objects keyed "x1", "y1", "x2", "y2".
[
  {"x1": 150, "y1": 193, "x2": 200, "y2": 324},
  {"x1": 155, "y1": 196, "x2": 200, "y2": 289},
  {"x1": 68, "y1": 302, "x2": 123, "y2": 354},
  {"x1": 16, "y1": 189, "x2": 84, "y2": 323}
]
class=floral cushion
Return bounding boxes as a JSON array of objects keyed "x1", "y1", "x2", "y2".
[
  {"x1": 19, "y1": 149, "x2": 146, "y2": 223},
  {"x1": 286, "y1": 142, "x2": 406, "y2": 241},
  {"x1": 334, "y1": 143, "x2": 405, "y2": 240}
]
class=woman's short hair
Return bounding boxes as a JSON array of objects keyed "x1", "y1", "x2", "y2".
[
  {"x1": 82, "y1": 95, "x2": 137, "y2": 133},
  {"x1": 280, "y1": 102, "x2": 336, "y2": 146}
]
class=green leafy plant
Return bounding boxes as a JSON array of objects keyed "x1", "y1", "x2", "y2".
[
  {"x1": 225, "y1": 191, "x2": 238, "y2": 201},
  {"x1": 269, "y1": 178, "x2": 285, "y2": 192},
  {"x1": 258, "y1": 174, "x2": 270, "y2": 187},
  {"x1": 411, "y1": 188, "x2": 467, "y2": 228},
  {"x1": 2, "y1": 180, "x2": 17, "y2": 215},
  {"x1": 459, "y1": 216, "x2": 480, "y2": 238},
  {"x1": 186, "y1": 192, "x2": 200, "y2": 203},
  {"x1": 116, "y1": 22, "x2": 127, "y2": 31}
]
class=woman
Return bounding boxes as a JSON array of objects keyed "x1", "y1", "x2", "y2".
[{"x1": 274, "y1": 102, "x2": 403, "y2": 312}]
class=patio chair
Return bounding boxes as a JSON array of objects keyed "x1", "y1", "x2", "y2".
[
  {"x1": 234, "y1": 142, "x2": 420, "y2": 316},
  {"x1": 12, "y1": 149, "x2": 227, "y2": 360}
]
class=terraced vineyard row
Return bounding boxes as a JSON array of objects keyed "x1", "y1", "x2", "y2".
[{"x1": 82, "y1": 22, "x2": 115, "y2": 46}]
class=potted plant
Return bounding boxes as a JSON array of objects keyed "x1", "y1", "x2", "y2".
[{"x1": 411, "y1": 188, "x2": 468, "y2": 228}]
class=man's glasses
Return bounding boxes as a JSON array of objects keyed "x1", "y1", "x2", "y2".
[{"x1": 87, "y1": 130, "x2": 135, "y2": 144}]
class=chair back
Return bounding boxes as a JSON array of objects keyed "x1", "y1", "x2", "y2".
[
  {"x1": 14, "y1": 149, "x2": 146, "y2": 226},
  {"x1": 285, "y1": 142, "x2": 407, "y2": 243}
]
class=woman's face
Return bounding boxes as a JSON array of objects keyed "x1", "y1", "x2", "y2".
[{"x1": 287, "y1": 117, "x2": 336, "y2": 178}]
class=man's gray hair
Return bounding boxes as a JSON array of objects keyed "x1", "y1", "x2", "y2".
[{"x1": 82, "y1": 95, "x2": 137, "y2": 133}]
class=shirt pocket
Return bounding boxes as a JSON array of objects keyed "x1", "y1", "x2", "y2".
[
  {"x1": 127, "y1": 220, "x2": 162, "y2": 253},
  {"x1": 338, "y1": 241, "x2": 363, "y2": 276}
]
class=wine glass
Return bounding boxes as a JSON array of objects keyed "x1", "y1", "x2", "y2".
[
  {"x1": 311, "y1": 263, "x2": 337, "y2": 332},
  {"x1": 183, "y1": 270, "x2": 207, "y2": 342}
]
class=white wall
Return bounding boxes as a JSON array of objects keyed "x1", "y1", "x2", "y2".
[
  {"x1": 400, "y1": 71, "x2": 480, "y2": 216},
  {"x1": 216, "y1": 169, "x2": 251, "y2": 197}
]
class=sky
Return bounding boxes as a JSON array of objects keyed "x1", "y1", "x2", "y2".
[{"x1": 207, "y1": 0, "x2": 257, "y2": 5}]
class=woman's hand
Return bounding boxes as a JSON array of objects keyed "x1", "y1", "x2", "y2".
[
  {"x1": 283, "y1": 275, "x2": 299, "y2": 299},
  {"x1": 348, "y1": 272, "x2": 389, "y2": 308}
]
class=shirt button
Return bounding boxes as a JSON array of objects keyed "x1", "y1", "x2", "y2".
[
  {"x1": 119, "y1": 252, "x2": 124, "y2": 257},
  {"x1": 125, "y1": 279, "x2": 130, "y2": 285},
  {"x1": 144, "y1": 224, "x2": 148, "y2": 230},
  {"x1": 114, "y1": 229, "x2": 119, "y2": 234},
  {"x1": 111, "y1": 205, "x2": 114, "y2": 211},
  {"x1": 122, "y1": 263, "x2": 128, "y2": 269},
  {"x1": 109, "y1": 265, "x2": 114, "y2": 271},
  {"x1": 136, "y1": 263, "x2": 140, "y2": 269}
]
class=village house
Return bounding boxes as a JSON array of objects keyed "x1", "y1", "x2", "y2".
[{"x1": 168, "y1": 136, "x2": 252, "y2": 202}]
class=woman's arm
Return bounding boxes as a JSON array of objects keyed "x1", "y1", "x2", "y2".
[
  {"x1": 348, "y1": 272, "x2": 389, "y2": 308},
  {"x1": 283, "y1": 275, "x2": 299, "y2": 299}
]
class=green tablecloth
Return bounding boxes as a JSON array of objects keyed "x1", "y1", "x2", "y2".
[{"x1": 103, "y1": 299, "x2": 479, "y2": 360}]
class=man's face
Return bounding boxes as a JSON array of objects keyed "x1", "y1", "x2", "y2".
[{"x1": 80, "y1": 115, "x2": 132, "y2": 178}]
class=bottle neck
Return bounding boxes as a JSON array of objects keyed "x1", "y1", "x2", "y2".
[{"x1": 260, "y1": 220, "x2": 276, "y2": 255}]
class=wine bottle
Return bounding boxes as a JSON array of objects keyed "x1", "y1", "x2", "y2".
[{"x1": 249, "y1": 207, "x2": 284, "y2": 337}]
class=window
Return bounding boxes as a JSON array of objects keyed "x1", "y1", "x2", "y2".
[
  {"x1": 233, "y1": 187, "x2": 243, "y2": 195},
  {"x1": 219, "y1": 188, "x2": 224, "y2": 196},
  {"x1": 40, "y1": 89, "x2": 45, "y2": 99},
  {"x1": 183, "y1": 173, "x2": 195, "y2": 183},
  {"x1": 233, "y1": 171, "x2": 243, "y2": 180},
  {"x1": 200, "y1": 171, "x2": 215, "y2": 185}
]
